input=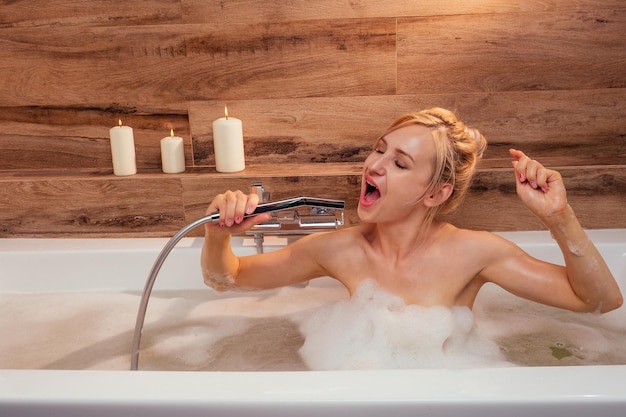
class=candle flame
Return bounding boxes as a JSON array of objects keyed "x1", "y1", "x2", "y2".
[
  {"x1": 170, "y1": 129, "x2": 174, "y2": 137},
  {"x1": 224, "y1": 106, "x2": 229, "y2": 120},
  {"x1": 118, "y1": 119, "x2": 122, "y2": 127}
]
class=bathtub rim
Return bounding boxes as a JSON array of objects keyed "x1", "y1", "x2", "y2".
[
  {"x1": 2, "y1": 228, "x2": 625, "y2": 294},
  {"x1": 1, "y1": 227, "x2": 625, "y2": 251},
  {"x1": 2, "y1": 365, "x2": 626, "y2": 404}
]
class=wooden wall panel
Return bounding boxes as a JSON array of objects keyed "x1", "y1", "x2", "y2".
[
  {"x1": 0, "y1": 0, "x2": 182, "y2": 28},
  {"x1": 2, "y1": 88, "x2": 622, "y2": 171},
  {"x1": 2, "y1": 87, "x2": 623, "y2": 171},
  {"x1": 0, "y1": 105, "x2": 190, "y2": 170},
  {"x1": 443, "y1": 166, "x2": 626, "y2": 231},
  {"x1": 397, "y1": 10, "x2": 626, "y2": 94},
  {"x1": 0, "y1": 1, "x2": 624, "y2": 237},
  {"x1": 188, "y1": 97, "x2": 397, "y2": 166},
  {"x1": 1, "y1": 164, "x2": 623, "y2": 238},
  {"x1": 189, "y1": 90, "x2": 626, "y2": 167},
  {"x1": 0, "y1": 175, "x2": 185, "y2": 237},
  {"x1": 0, "y1": 19, "x2": 395, "y2": 107},
  {"x1": 181, "y1": 0, "x2": 626, "y2": 24}
]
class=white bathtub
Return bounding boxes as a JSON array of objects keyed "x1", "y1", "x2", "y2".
[{"x1": 1, "y1": 229, "x2": 625, "y2": 417}]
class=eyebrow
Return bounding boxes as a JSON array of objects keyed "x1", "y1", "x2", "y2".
[{"x1": 379, "y1": 137, "x2": 415, "y2": 163}]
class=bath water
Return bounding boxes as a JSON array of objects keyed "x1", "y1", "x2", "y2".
[{"x1": 1, "y1": 280, "x2": 625, "y2": 371}]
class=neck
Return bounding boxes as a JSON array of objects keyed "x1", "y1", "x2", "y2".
[{"x1": 370, "y1": 216, "x2": 440, "y2": 262}]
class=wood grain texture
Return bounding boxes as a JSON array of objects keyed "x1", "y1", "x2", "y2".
[
  {"x1": 2, "y1": 88, "x2": 623, "y2": 171},
  {"x1": 0, "y1": 18, "x2": 396, "y2": 107},
  {"x1": 443, "y1": 166, "x2": 626, "y2": 231},
  {"x1": 397, "y1": 9, "x2": 626, "y2": 94},
  {"x1": 0, "y1": 105, "x2": 191, "y2": 170},
  {"x1": 189, "y1": 89, "x2": 626, "y2": 167},
  {"x1": 1, "y1": 1, "x2": 625, "y2": 237},
  {"x1": 0, "y1": 176, "x2": 185, "y2": 237},
  {"x1": 0, "y1": 0, "x2": 182, "y2": 28},
  {"x1": 189, "y1": 97, "x2": 397, "y2": 166},
  {"x1": 181, "y1": 0, "x2": 626, "y2": 24},
  {"x1": 1, "y1": 164, "x2": 623, "y2": 237}
]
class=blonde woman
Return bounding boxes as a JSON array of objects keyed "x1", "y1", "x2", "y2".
[{"x1": 201, "y1": 108, "x2": 622, "y2": 313}]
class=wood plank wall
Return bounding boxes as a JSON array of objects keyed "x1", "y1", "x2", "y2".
[{"x1": 0, "y1": 0, "x2": 624, "y2": 238}]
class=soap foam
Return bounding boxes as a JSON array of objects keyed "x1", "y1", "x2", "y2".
[
  {"x1": 2, "y1": 279, "x2": 626, "y2": 371},
  {"x1": 296, "y1": 280, "x2": 510, "y2": 370}
]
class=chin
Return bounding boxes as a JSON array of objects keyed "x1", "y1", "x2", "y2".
[
  {"x1": 357, "y1": 204, "x2": 377, "y2": 223},
  {"x1": 356, "y1": 204, "x2": 368, "y2": 221}
]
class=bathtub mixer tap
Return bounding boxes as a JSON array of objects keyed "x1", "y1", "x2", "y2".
[
  {"x1": 250, "y1": 182, "x2": 270, "y2": 253},
  {"x1": 130, "y1": 185, "x2": 344, "y2": 370},
  {"x1": 248, "y1": 183, "x2": 344, "y2": 253}
]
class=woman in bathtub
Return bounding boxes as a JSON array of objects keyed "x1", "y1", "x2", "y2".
[{"x1": 201, "y1": 107, "x2": 623, "y2": 314}]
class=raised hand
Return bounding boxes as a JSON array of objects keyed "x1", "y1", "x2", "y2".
[
  {"x1": 509, "y1": 149, "x2": 569, "y2": 223},
  {"x1": 205, "y1": 190, "x2": 272, "y2": 235}
]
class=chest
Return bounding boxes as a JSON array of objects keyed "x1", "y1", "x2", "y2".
[{"x1": 335, "y1": 248, "x2": 482, "y2": 307}]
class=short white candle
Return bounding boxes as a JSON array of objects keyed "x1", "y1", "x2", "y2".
[
  {"x1": 160, "y1": 129, "x2": 186, "y2": 174},
  {"x1": 109, "y1": 120, "x2": 137, "y2": 176},
  {"x1": 212, "y1": 107, "x2": 245, "y2": 173}
]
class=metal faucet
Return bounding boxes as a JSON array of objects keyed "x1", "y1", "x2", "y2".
[
  {"x1": 129, "y1": 186, "x2": 345, "y2": 370},
  {"x1": 250, "y1": 182, "x2": 270, "y2": 253},
  {"x1": 248, "y1": 183, "x2": 344, "y2": 253}
]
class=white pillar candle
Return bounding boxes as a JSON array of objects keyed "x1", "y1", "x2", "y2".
[
  {"x1": 109, "y1": 120, "x2": 137, "y2": 176},
  {"x1": 160, "y1": 129, "x2": 186, "y2": 174},
  {"x1": 212, "y1": 107, "x2": 245, "y2": 173}
]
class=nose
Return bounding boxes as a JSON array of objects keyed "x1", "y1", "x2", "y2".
[{"x1": 367, "y1": 152, "x2": 387, "y2": 175}]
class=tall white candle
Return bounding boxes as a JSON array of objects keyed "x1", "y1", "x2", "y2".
[
  {"x1": 109, "y1": 120, "x2": 137, "y2": 176},
  {"x1": 212, "y1": 107, "x2": 245, "y2": 173},
  {"x1": 160, "y1": 129, "x2": 186, "y2": 174}
]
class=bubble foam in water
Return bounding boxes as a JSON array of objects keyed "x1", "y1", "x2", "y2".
[{"x1": 297, "y1": 280, "x2": 511, "y2": 370}]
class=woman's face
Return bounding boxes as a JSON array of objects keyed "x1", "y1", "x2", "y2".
[{"x1": 358, "y1": 124, "x2": 437, "y2": 224}]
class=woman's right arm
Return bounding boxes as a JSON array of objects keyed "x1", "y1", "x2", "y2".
[
  {"x1": 201, "y1": 190, "x2": 271, "y2": 291},
  {"x1": 200, "y1": 190, "x2": 331, "y2": 291}
]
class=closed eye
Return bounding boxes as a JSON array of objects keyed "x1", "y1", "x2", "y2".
[
  {"x1": 372, "y1": 145, "x2": 407, "y2": 169},
  {"x1": 373, "y1": 138, "x2": 386, "y2": 154}
]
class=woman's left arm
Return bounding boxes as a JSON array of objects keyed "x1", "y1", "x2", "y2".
[{"x1": 507, "y1": 149, "x2": 622, "y2": 313}]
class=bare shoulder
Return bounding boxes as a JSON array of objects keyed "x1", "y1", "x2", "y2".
[{"x1": 442, "y1": 225, "x2": 523, "y2": 261}]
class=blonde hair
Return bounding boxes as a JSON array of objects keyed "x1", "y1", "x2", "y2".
[{"x1": 380, "y1": 107, "x2": 487, "y2": 227}]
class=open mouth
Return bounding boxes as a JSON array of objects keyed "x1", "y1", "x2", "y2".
[{"x1": 363, "y1": 178, "x2": 381, "y2": 203}]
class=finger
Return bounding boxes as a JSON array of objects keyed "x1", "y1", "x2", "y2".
[
  {"x1": 224, "y1": 190, "x2": 249, "y2": 226},
  {"x1": 206, "y1": 192, "x2": 229, "y2": 219},
  {"x1": 245, "y1": 193, "x2": 260, "y2": 215},
  {"x1": 509, "y1": 148, "x2": 526, "y2": 161},
  {"x1": 233, "y1": 194, "x2": 253, "y2": 224},
  {"x1": 511, "y1": 150, "x2": 530, "y2": 182},
  {"x1": 511, "y1": 160, "x2": 522, "y2": 183},
  {"x1": 215, "y1": 211, "x2": 272, "y2": 235},
  {"x1": 524, "y1": 159, "x2": 543, "y2": 189},
  {"x1": 509, "y1": 148, "x2": 533, "y2": 164},
  {"x1": 536, "y1": 167, "x2": 549, "y2": 193},
  {"x1": 205, "y1": 196, "x2": 221, "y2": 216},
  {"x1": 512, "y1": 151, "x2": 554, "y2": 194},
  {"x1": 206, "y1": 191, "x2": 263, "y2": 228},
  {"x1": 233, "y1": 193, "x2": 264, "y2": 224},
  {"x1": 543, "y1": 168, "x2": 564, "y2": 192}
]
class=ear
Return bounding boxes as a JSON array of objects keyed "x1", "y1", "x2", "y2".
[{"x1": 424, "y1": 183, "x2": 453, "y2": 208}]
